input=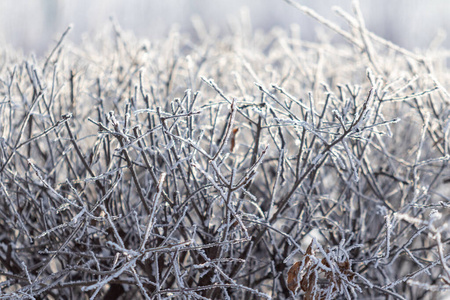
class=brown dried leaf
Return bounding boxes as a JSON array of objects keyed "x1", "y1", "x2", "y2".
[
  {"x1": 230, "y1": 128, "x2": 239, "y2": 152},
  {"x1": 287, "y1": 261, "x2": 302, "y2": 292},
  {"x1": 304, "y1": 240, "x2": 314, "y2": 264}
]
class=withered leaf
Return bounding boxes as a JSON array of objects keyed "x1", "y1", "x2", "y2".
[{"x1": 287, "y1": 261, "x2": 302, "y2": 292}]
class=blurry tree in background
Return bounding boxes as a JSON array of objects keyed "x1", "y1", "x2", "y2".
[{"x1": 0, "y1": 0, "x2": 449, "y2": 54}]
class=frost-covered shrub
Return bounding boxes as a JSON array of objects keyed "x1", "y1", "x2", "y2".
[{"x1": 0, "y1": 1, "x2": 449, "y2": 299}]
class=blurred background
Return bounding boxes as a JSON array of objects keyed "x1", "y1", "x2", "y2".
[{"x1": 0, "y1": 0, "x2": 449, "y2": 55}]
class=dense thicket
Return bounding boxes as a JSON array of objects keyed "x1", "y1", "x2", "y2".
[{"x1": 1, "y1": 2, "x2": 449, "y2": 299}]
